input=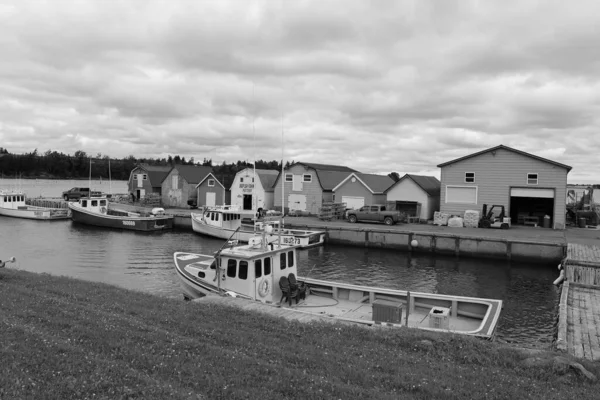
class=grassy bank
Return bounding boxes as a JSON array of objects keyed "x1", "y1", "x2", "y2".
[{"x1": 1, "y1": 269, "x2": 599, "y2": 399}]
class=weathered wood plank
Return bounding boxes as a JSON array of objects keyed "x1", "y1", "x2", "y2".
[{"x1": 588, "y1": 289, "x2": 600, "y2": 360}]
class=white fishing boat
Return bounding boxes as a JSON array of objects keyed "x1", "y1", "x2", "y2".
[
  {"x1": 191, "y1": 205, "x2": 326, "y2": 249},
  {"x1": 173, "y1": 228, "x2": 503, "y2": 339},
  {"x1": 0, "y1": 190, "x2": 70, "y2": 220}
]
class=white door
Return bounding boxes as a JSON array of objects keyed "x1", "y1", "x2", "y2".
[
  {"x1": 136, "y1": 189, "x2": 145, "y2": 199},
  {"x1": 341, "y1": 196, "x2": 365, "y2": 210},
  {"x1": 288, "y1": 194, "x2": 306, "y2": 211},
  {"x1": 292, "y1": 174, "x2": 303, "y2": 191},
  {"x1": 206, "y1": 192, "x2": 216, "y2": 207}
]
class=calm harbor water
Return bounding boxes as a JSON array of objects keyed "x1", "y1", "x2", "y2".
[
  {"x1": 0, "y1": 179, "x2": 561, "y2": 349},
  {"x1": 0, "y1": 178, "x2": 129, "y2": 198}
]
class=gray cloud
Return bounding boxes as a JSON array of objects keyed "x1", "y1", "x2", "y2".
[{"x1": 0, "y1": 0, "x2": 599, "y2": 182}]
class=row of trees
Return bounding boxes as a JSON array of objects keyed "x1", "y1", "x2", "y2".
[{"x1": 0, "y1": 149, "x2": 400, "y2": 187}]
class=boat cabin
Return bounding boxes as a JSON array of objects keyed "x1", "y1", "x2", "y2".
[
  {"x1": 202, "y1": 205, "x2": 244, "y2": 229},
  {"x1": 187, "y1": 239, "x2": 298, "y2": 303},
  {"x1": 78, "y1": 196, "x2": 109, "y2": 215},
  {"x1": 0, "y1": 191, "x2": 26, "y2": 210}
]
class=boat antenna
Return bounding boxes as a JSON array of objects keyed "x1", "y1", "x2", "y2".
[
  {"x1": 108, "y1": 158, "x2": 112, "y2": 194},
  {"x1": 88, "y1": 157, "x2": 92, "y2": 195},
  {"x1": 252, "y1": 81, "x2": 257, "y2": 222},
  {"x1": 279, "y1": 113, "x2": 284, "y2": 248}
]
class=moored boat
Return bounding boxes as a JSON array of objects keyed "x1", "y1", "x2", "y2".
[
  {"x1": 0, "y1": 190, "x2": 70, "y2": 220},
  {"x1": 173, "y1": 230, "x2": 503, "y2": 339},
  {"x1": 191, "y1": 205, "x2": 326, "y2": 249},
  {"x1": 68, "y1": 195, "x2": 174, "y2": 231}
]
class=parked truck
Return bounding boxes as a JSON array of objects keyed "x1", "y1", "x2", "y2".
[
  {"x1": 346, "y1": 204, "x2": 402, "y2": 226},
  {"x1": 62, "y1": 187, "x2": 103, "y2": 201}
]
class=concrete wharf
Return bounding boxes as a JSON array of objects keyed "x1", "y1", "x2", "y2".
[{"x1": 557, "y1": 243, "x2": 600, "y2": 361}]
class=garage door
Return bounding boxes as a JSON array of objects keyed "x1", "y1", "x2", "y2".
[
  {"x1": 446, "y1": 186, "x2": 477, "y2": 204},
  {"x1": 341, "y1": 196, "x2": 365, "y2": 210},
  {"x1": 510, "y1": 188, "x2": 554, "y2": 198},
  {"x1": 288, "y1": 194, "x2": 306, "y2": 211}
]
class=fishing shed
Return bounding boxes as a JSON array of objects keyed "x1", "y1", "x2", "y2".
[
  {"x1": 385, "y1": 174, "x2": 441, "y2": 222},
  {"x1": 437, "y1": 144, "x2": 571, "y2": 229},
  {"x1": 229, "y1": 168, "x2": 279, "y2": 212},
  {"x1": 272, "y1": 162, "x2": 358, "y2": 215},
  {"x1": 161, "y1": 165, "x2": 214, "y2": 208},
  {"x1": 127, "y1": 164, "x2": 171, "y2": 200}
]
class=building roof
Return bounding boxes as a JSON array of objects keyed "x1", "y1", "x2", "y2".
[
  {"x1": 436, "y1": 144, "x2": 573, "y2": 172},
  {"x1": 296, "y1": 162, "x2": 358, "y2": 173},
  {"x1": 385, "y1": 174, "x2": 441, "y2": 196},
  {"x1": 333, "y1": 172, "x2": 395, "y2": 193},
  {"x1": 274, "y1": 162, "x2": 359, "y2": 191},
  {"x1": 197, "y1": 172, "x2": 225, "y2": 189},
  {"x1": 316, "y1": 170, "x2": 359, "y2": 191},
  {"x1": 135, "y1": 164, "x2": 172, "y2": 188},
  {"x1": 233, "y1": 168, "x2": 280, "y2": 191},
  {"x1": 167, "y1": 165, "x2": 213, "y2": 184},
  {"x1": 255, "y1": 169, "x2": 280, "y2": 192}
]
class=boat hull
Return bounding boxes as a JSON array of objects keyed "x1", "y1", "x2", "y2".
[
  {"x1": 70, "y1": 207, "x2": 173, "y2": 231},
  {"x1": 0, "y1": 207, "x2": 70, "y2": 220},
  {"x1": 191, "y1": 214, "x2": 326, "y2": 249}
]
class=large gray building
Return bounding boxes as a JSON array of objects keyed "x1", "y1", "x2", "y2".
[{"x1": 437, "y1": 145, "x2": 572, "y2": 229}]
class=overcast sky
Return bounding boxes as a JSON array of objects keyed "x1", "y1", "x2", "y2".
[{"x1": 1, "y1": 1, "x2": 599, "y2": 183}]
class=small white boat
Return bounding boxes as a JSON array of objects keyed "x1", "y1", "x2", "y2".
[
  {"x1": 191, "y1": 205, "x2": 326, "y2": 249},
  {"x1": 173, "y1": 230, "x2": 503, "y2": 339},
  {"x1": 0, "y1": 190, "x2": 70, "y2": 220},
  {"x1": 68, "y1": 195, "x2": 174, "y2": 231}
]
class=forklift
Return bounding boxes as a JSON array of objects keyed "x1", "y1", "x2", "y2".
[{"x1": 479, "y1": 204, "x2": 511, "y2": 229}]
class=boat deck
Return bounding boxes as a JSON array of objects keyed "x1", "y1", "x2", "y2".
[
  {"x1": 195, "y1": 292, "x2": 485, "y2": 335},
  {"x1": 557, "y1": 243, "x2": 600, "y2": 360}
]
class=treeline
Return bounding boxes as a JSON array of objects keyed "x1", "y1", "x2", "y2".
[
  {"x1": 0, "y1": 148, "x2": 399, "y2": 187},
  {"x1": 0, "y1": 148, "x2": 288, "y2": 187}
]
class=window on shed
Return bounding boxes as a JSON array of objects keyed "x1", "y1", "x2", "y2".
[
  {"x1": 143, "y1": 174, "x2": 147, "y2": 180},
  {"x1": 527, "y1": 173, "x2": 538, "y2": 185},
  {"x1": 303, "y1": 174, "x2": 312, "y2": 182},
  {"x1": 285, "y1": 174, "x2": 293, "y2": 182},
  {"x1": 288, "y1": 251, "x2": 294, "y2": 267},
  {"x1": 238, "y1": 261, "x2": 248, "y2": 280},
  {"x1": 240, "y1": 177, "x2": 244, "y2": 183},
  {"x1": 280, "y1": 253, "x2": 287, "y2": 270},
  {"x1": 465, "y1": 172, "x2": 475, "y2": 183},
  {"x1": 255, "y1": 259, "x2": 262, "y2": 278},
  {"x1": 208, "y1": 179, "x2": 215, "y2": 187},
  {"x1": 227, "y1": 259, "x2": 237, "y2": 278}
]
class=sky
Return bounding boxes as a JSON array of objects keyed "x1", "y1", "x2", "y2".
[{"x1": 0, "y1": 0, "x2": 599, "y2": 183}]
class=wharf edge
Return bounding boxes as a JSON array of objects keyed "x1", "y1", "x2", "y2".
[{"x1": 556, "y1": 243, "x2": 600, "y2": 361}]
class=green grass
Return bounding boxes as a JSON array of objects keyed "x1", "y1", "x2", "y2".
[{"x1": 1, "y1": 269, "x2": 599, "y2": 399}]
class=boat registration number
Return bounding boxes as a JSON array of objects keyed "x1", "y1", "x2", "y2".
[
  {"x1": 281, "y1": 236, "x2": 301, "y2": 245},
  {"x1": 122, "y1": 220, "x2": 136, "y2": 226}
]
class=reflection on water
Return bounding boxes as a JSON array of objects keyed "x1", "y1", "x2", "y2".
[{"x1": 0, "y1": 217, "x2": 559, "y2": 348}]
